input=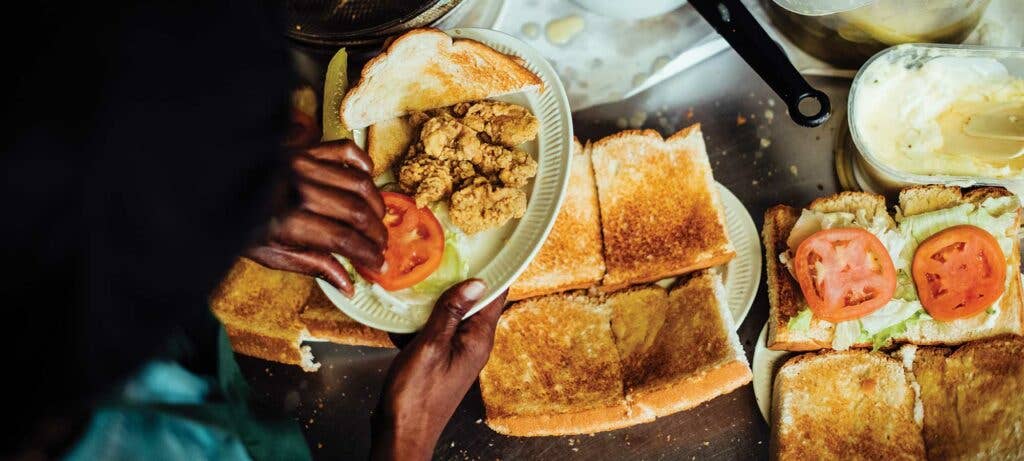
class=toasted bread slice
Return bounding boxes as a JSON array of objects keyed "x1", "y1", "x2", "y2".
[
  {"x1": 299, "y1": 288, "x2": 393, "y2": 348},
  {"x1": 210, "y1": 258, "x2": 392, "y2": 371},
  {"x1": 479, "y1": 293, "x2": 646, "y2": 436},
  {"x1": 591, "y1": 125, "x2": 735, "y2": 291},
  {"x1": 771, "y1": 350, "x2": 926, "y2": 460},
  {"x1": 366, "y1": 117, "x2": 415, "y2": 178},
  {"x1": 765, "y1": 186, "x2": 1023, "y2": 351},
  {"x1": 615, "y1": 271, "x2": 751, "y2": 418},
  {"x1": 340, "y1": 29, "x2": 542, "y2": 130},
  {"x1": 509, "y1": 139, "x2": 605, "y2": 300},
  {"x1": 895, "y1": 337, "x2": 1024, "y2": 460}
]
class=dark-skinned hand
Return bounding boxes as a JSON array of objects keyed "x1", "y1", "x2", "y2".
[
  {"x1": 370, "y1": 279, "x2": 507, "y2": 461},
  {"x1": 245, "y1": 139, "x2": 386, "y2": 296}
]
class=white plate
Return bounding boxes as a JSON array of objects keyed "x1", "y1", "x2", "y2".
[
  {"x1": 718, "y1": 183, "x2": 761, "y2": 328},
  {"x1": 317, "y1": 28, "x2": 573, "y2": 333},
  {"x1": 752, "y1": 322, "x2": 795, "y2": 423}
]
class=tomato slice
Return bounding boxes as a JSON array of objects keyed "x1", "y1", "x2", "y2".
[
  {"x1": 793, "y1": 228, "x2": 897, "y2": 323},
  {"x1": 911, "y1": 225, "x2": 1006, "y2": 321},
  {"x1": 355, "y1": 192, "x2": 445, "y2": 291}
]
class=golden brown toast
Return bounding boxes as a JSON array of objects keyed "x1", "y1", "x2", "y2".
[
  {"x1": 210, "y1": 258, "x2": 392, "y2": 371},
  {"x1": 509, "y1": 138, "x2": 605, "y2": 300},
  {"x1": 341, "y1": 28, "x2": 542, "y2": 130},
  {"x1": 895, "y1": 336, "x2": 1024, "y2": 460},
  {"x1": 366, "y1": 117, "x2": 415, "y2": 178},
  {"x1": 481, "y1": 271, "x2": 750, "y2": 436},
  {"x1": 765, "y1": 185, "x2": 1024, "y2": 351},
  {"x1": 590, "y1": 125, "x2": 735, "y2": 291},
  {"x1": 479, "y1": 293, "x2": 643, "y2": 436},
  {"x1": 771, "y1": 350, "x2": 926, "y2": 461},
  {"x1": 617, "y1": 272, "x2": 751, "y2": 418}
]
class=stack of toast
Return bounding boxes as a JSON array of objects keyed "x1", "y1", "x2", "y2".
[{"x1": 480, "y1": 126, "x2": 751, "y2": 436}]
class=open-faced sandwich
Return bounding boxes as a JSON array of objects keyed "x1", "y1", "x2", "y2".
[{"x1": 764, "y1": 185, "x2": 1023, "y2": 351}]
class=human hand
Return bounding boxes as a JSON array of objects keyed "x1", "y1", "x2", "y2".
[
  {"x1": 370, "y1": 279, "x2": 506, "y2": 461},
  {"x1": 245, "y1": 140, "x2": 386, "y2": 296}
]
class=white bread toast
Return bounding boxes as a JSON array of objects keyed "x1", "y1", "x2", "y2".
[
  {"x1": 615, "y1": 272, "x2": 751, "y2": 418},
  {"x1": 479, "y1": 293, "x2": 644, "y2": 436},
  {"x1": 210, "y1": 258, "x2": 393, "y2": 371},
  {"x1": 340, "y1": 28, "x2": 542, "y2": 130},
  {"x1": 771, "y1": 350, "x2": 926, "y2": 460},
  {"x1": 509, "y1": 139, "x2": 605, "y2": 300},
  {"x1": 366, "y1": 117, "x2": 415, "y2": 178},
  {"x1": 481, "y1": 270, "x2": 750, "y2": 436},
  {"x1": 764, "y1": 185, "x2": 1024, "y2": 351},
  {"x1": 591, "y1": 125, "x2": 735, "y2": 291},
  {"x1": 894, "y1": 337, "x2": 1024, "y2": 460}
]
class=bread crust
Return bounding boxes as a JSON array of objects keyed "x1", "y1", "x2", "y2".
[
  {"x1": 341, "y1": 28, "x2": 542, "y2": 129},
  {"x1": 486, "y1": 403, "x2": 649, "y2": 437},
  {"x1": 630, "y1": 360, "x2": 752, "y2": 418},
  {"x1": 764, "y1": 185, "x2": 1024, "y2": 351}
]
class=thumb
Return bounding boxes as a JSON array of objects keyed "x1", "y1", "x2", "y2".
[{"x1": 420, "y1": 279, "x2": 488, "y2": 341}]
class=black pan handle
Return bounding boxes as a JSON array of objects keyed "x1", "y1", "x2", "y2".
[{"x1": 689, "y1": 0, "x2": 831, "y2": 128}]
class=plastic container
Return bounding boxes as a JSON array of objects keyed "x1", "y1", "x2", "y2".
[
  {"x1": 848, "y1": 43, "x2": 1024, "y2": 196},
  {"x1": 766, "y1": 0, "x2": 991, "y2": 69}
]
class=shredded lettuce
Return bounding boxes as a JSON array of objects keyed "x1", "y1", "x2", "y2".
[
  {"x1": 788, "y1": 308, "x2": 813, "y2": 332},
  {"x1": 832, "y1": 320, "x2": 863, "y2": 351},
  {"x1": 893, "y1": 270, "x2": 918, "y2": 301},
  {"x1": 867, "y1": 310, "x2": 931, "y2": 350}
]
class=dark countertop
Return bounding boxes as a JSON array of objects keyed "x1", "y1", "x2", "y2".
[{"x1": 238, "y1": 37, "x2": 854, "y2": 461}]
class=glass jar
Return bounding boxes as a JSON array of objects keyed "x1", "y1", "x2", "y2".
[{"x1": 766, "y1": 0, "x2": 991, "y2": 69}]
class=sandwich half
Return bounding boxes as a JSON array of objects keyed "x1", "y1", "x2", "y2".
[
  {"x1": 765, "y1": 185, "x2": 1023, "y2": 351},
  {"x1": 771, "y1": 350, "x2": 927, "y2": 460},
  {"x1": 894, "y1": 336, "x2": 1024, "y2": 460},
  {"x1": 480, "y1": 270, "x2": 750, "y2": 436},
  {"x1": 509, "y1": 138, "x2": 605, "y2": 300},
  {"x1": 591, "y1": 125, "x2": 735, "y2": 291},
  {"x1": 210, "y1": 258, "x2": 393, "y2": 371},
  {"x1": 341, "y1": 28, "x2": 542, "y2": 130}
]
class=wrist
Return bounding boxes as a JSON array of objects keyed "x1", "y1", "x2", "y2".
[{"x1": 370, "y1": 400, "x2": 440, "y2": 461}]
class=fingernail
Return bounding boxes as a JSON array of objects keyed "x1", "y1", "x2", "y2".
[{"x1": 461, "y1": 279, "x2": 487, "y2": 300}]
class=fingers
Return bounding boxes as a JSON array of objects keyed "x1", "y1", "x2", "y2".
[
  {"x1": 245, "y1": 246, "x2": 354, "y2": 296},
  {"x1": 296, "y1": 181, "x2": 388, "y2": 248},
  {"x1": 303, "y1": 140, "x2": 374, "y2": 176},
  {"x1": 270, "y1": 210, "x2": 384, "y2": 269},
  {"x1": 291, "y1": 154, "x2": 385, "y2": 218},
  {"x1": 420, "y1": 279, "x2": 488, "y2": 341}
]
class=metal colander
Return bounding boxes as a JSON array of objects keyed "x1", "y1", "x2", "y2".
[{"x1": 286, "y1": 0, "x2": 466, "y2": 46}]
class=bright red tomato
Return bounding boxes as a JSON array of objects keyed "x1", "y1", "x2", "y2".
[
  {"x1": 793, "y1": 228, "x2": 897, "y2": 323},
  {"x1": 911, "y1": 225, "x2": 1006, "y2": 321},
  {"x1": 355, "y1": 192, "x2": 445, "y2": 291}
]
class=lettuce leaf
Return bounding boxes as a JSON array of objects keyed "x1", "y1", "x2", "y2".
[{"x1": 788, "y1": 308, "x2": 813, "y2": 332}]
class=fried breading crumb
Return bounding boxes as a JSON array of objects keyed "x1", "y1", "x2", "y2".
[{"x1": 450, "y1": 178, "x2": 527, "y2": 234}]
